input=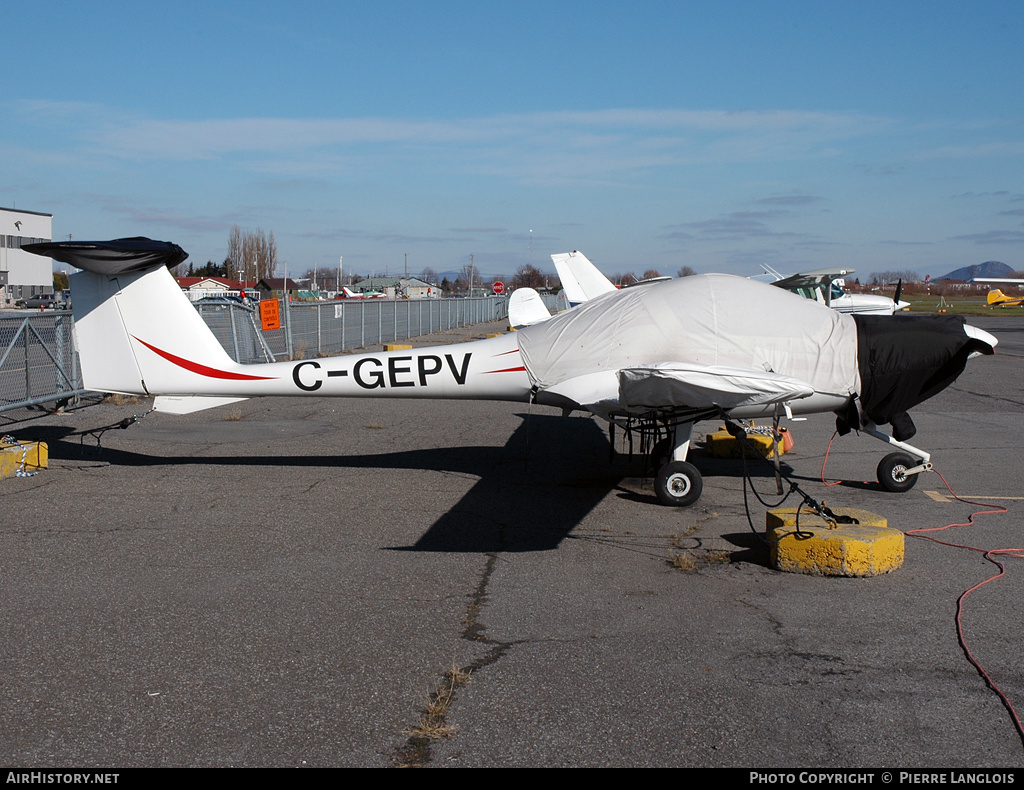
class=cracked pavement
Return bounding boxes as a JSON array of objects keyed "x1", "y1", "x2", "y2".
[{"x1": 1, "y1": 317, "x2": 1023, "y2": 767}]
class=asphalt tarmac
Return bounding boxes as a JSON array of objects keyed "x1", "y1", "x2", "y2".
[{"x1": 1, "y1": 315, "x2": 1023, "y2": 768}]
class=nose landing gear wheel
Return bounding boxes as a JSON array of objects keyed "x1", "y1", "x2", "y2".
[
  {"x1": 876, "y1": 452, "x2": 918, "y2": 493},
  {"x1": 655, "y1": 461, "x2": 704, "y2": 507}
]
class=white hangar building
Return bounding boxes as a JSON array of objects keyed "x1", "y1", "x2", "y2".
[{"x1": 1, "y1": 207, "x2": 53, "y2": 306}]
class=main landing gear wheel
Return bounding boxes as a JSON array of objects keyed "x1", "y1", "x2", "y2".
[
  {"x1": 876, "y1": 452, "x2": 919, "y2": 493},
  {"x1": 655, "y1": 461, "x2": 704, "y2": 507}
]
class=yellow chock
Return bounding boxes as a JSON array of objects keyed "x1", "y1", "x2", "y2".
[
  {"x1": 767, "y1": 507, "x2": 903, "y2": 577},
  {"x1": 0, "y1": 439, "x2": 48, "y2": 480},
  {"x1": 383, "y1": 344, "x2": 414, "y2": 351},
  {"x1": 486, "y1": 333, "x2": 504, "y2": 338},
  {"x1": 706, "y1": 424, "x2": 793, "y2": 459}
]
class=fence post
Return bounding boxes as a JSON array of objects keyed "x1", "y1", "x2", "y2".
[
  {"x1": 228, "y1": 305, "x2": 240, "y2": 362},
  {"x1": 24, "y1": 321, "x2": 31, "y2": 400},
  {"x1": 283, "y1": 297, "x2": 294, "y2": 359}
]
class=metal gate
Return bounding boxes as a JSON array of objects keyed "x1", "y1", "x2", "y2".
[{"x1": 0, "y1": 311, "x2": 83, "y2": 413}]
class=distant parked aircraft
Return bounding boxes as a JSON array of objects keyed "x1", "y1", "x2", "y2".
[{"x1": 341, "y1": 286, "x2": 386, "y2": 299}]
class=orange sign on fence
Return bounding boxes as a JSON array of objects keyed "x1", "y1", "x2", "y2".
[{"x1": 259, "y1": 299, "x2": 281, "y2": 331}]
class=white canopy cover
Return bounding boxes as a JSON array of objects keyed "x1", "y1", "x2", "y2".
[{"x1": 517, "y1": 274, "x2": 861, "y2": 412}]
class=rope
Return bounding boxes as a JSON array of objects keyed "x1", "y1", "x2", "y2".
[{"x1": 1, "y1": 435, "x2": 39, "y2": 477}]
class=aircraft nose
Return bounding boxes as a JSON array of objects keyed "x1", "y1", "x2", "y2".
[{"x1": 964, "y1": 324, "x2": 998, "y2": 353}]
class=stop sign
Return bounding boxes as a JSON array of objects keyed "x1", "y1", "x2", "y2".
[{"x1": 492, "y1": 281, "x2": 505, "y2": 295}]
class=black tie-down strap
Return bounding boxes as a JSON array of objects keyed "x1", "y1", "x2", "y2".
[{"x1": 723, "y1": 418, "x2": 859, "y2": 533}]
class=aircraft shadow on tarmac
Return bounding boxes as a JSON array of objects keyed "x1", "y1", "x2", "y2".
[{"x1": 33, "y1": 412, "x2": 800, "y2": 555}]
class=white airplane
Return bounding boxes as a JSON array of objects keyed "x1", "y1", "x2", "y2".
[
  {"x1": 759, "y1": 265, "x2": 910, "y2": 315},
  {"x1": 341, "y1": 286, "x2": 386, "y2": 299},
  {"x1": 27, "y1": 238, "x2": 998, "y2": 507}
]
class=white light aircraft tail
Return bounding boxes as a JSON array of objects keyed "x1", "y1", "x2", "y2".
[
  {"x1": 551, "y1": 251, "x2": 618, "y2": 306},
  {"x1": 43, "y1": 239, "x2": 531, "y2": 414}
]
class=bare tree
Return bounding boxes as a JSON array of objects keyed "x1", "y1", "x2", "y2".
[
  {"x1": 869, "y1": 270, "x2": 920, "y2": 286},
  {"x1": 456, "y1": 260, "x2": 483, "y2": 293},
  {"x1": 512, "y1": 263, "x2": 546, "y2": 289},
  {"x1": 419, "y1": 267, "x2": 438, "y2": 284},
  {"x1": 677, "y1": 266, "x2": 697, "y2": 277},
  {"x1": 227, "y1": 226, "x2": 278, "y2": 283},
  {"x1": 642, "y1": 269, "x2": 662, "y2": 280}
]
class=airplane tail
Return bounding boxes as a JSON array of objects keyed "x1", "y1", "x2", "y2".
[
  {"x1": 987, "y1": 289, "x2": 1007, "y2": 305},
  {"x1": 26, "y1": 239, "x2": 244, "y2": 397},
  {"x1": 551, "y1": 251, "x2": 618, "y2": 306},
  {"x1": 508, "y1": 287, "x2": 552, "y2": 328}
]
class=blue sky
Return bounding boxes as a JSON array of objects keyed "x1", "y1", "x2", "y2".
[{"x1": 3, "y1": 1, "x2": 1023, "y2": 280}]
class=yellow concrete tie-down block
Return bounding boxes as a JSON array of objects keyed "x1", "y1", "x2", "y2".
[
  {"x1": 0, "y1": 439, "x2": 48, "y2": 480},
  {"x1": 767, "y1": 507, "x2": 903, "y2": 577}
]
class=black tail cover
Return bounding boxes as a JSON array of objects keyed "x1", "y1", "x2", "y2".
[{"x1": 24, "y1": 237, "x2": 188, "y2": 275}]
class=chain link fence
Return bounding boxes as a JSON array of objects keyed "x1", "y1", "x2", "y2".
[
  {"x1": 1, "y1": 296, "x2": 510, "y2": 412},
  {"x1": 0, "y1": 310, "x2": 83, "y2": 414},
  {"x1": 201, "y1": 296, "x2": 510, "y2": 362}
]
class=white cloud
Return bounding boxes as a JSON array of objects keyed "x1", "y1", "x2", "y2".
[{"x1": 18, "y1": 102, "x2": 892, "y2": 182}]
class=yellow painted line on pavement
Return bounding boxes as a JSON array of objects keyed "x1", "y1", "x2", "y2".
[{"x1": 924, "y1": 490, "x2": 1024, "y2": 503}]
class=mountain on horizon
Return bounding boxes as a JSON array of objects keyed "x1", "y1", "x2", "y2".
[{"x1": 938, "y1": 261, "x2": 1015, "y2": 281}]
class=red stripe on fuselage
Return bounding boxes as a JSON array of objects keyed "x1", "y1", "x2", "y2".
[{"x1": 132, "y1": 336, "x2": 275, "y2": 381}]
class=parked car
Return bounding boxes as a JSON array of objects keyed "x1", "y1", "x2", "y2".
[
  {"x1": 193, "y1": 295, "x2": 255, "y2": 312},
  {"x1": 15, "y1": 293, "x2": 58, "y2": 309}
]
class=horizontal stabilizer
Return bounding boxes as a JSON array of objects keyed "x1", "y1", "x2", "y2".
[
  {"x1": 154, "y1": 396, "x2": 249, "y2": 415},
  {"x1": 24, "y1": 237, "x2": 187, "y2": 276}
]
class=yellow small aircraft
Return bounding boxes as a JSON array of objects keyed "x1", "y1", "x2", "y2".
[
  {"x1": 987, "y1": 288, "x2": 1024, "y2": 307},
  {"x1": 971, "y1": 277, "x2": 1024, "y2": 307}
]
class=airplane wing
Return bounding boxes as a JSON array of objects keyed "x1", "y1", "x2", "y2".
[
  {"x1": 618, "y1": 363, "x2": 815, "y2": 410},
  {"x1": 770, "y1": 267, "x2": 854, "y2": 290},
  {"x1": 542, "y1": 362, "x2": 815, "y2": 414}
]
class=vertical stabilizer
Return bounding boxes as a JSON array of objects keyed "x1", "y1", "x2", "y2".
[
  {"x1": 551, "y1": 251, "x2": 618, "y2": 306},
  {"x1": 26, "y1": 238, "x2": 240, "y2": 396}
]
